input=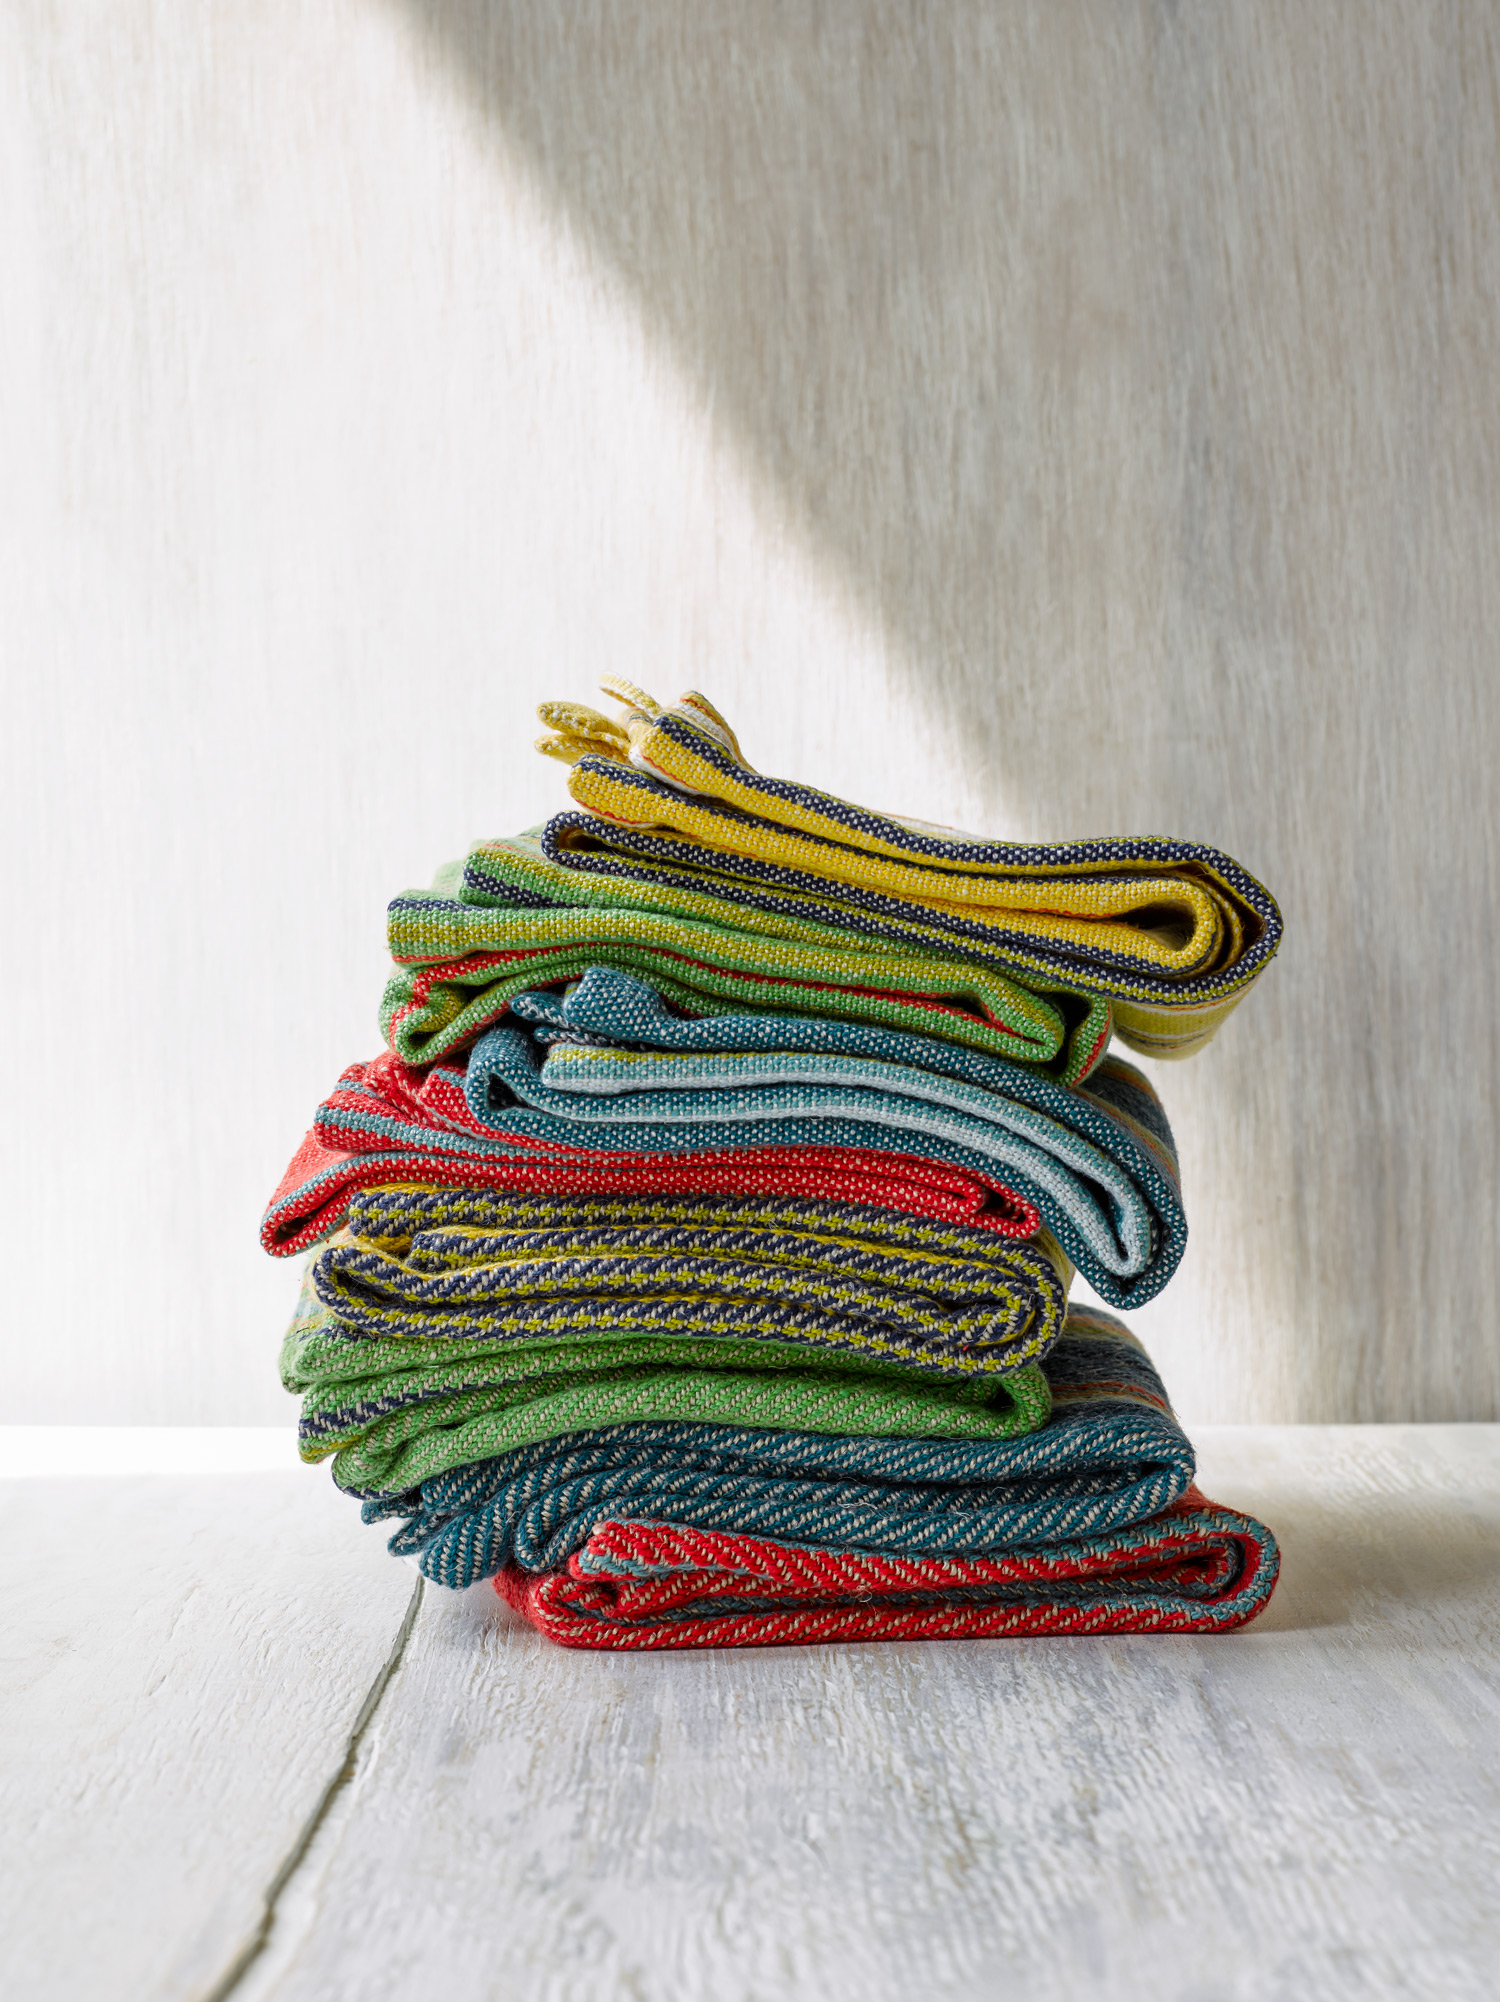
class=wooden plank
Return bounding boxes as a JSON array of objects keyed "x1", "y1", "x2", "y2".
[
  {"x1": 0, "y1": 1469, "x2": 417, "y2": 2002},
  {"x1": 234, "y1": 1426, "x2": 1500, "y2": 2002}
]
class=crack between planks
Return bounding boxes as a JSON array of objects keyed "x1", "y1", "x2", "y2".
[{"x1": 197, "y1": 1574, "x2": 425, "y2": 2002}]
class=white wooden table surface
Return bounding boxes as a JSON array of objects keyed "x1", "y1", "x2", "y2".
[{"x1": 2, "y1": 1426, "x2": 1497, "y2": 2002}]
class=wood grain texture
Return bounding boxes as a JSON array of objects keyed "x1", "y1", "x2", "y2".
[
  {"x1": 227, "y1": 1425, "x2": 1500, "y2": 2002},
  {"x1": 2, "y1": 1433, "x2": 1496, "y2": 2000},
  {"x1": 3, "y1": 3, "x2": 1497, "y2": 1419},
  {"x1": 0, "y1": 1469, "x2": 415, "y2": 2002}
]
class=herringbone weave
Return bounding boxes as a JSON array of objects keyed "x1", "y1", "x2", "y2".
[
  {"x1": 386, "y1": 1028, "x2": 1178, "y2": 1311},
  {"x1": 268, "y1": 972, "x2": 1174, "y2": 1277}
]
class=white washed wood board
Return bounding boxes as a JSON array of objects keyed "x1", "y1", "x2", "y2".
[
  {"x1": 0, "y1": 1469, "x2": 415, "y2": 2002},
  {"x1": 4, "y1": 1429, "x2": 1498, "y2": 2002},
  {"x1": 4, "y1": 3, "x2": 1499, "y2": 1427}
]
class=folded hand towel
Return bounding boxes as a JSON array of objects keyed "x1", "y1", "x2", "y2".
[
  {"x1": 284, "y1": 1239, "x2": 1057, "y2": 1500},
  {"x1": 364, "y1": 1307, "x2": 1190, "y2": 1586},
  {"x1": 308, "y1": 1184, "x2": 1070, "y2": 1380},
  {"x1": 385, "y1": 831, "x2": 1112, "y2": 1082},
  {"x1": 534, "y1": 683, "x2": 1282, "y2": 1060},
  {"x1": 262, "y1": 1055, "x2": 1045, "y2": 1258},
  {"x1": 491, "y1": 965, "x2": 1184, "y2": 1306},
  {"x1": 268, "y1": 963, "x2": 1182, "y2": 1307},
  {"x1": 495, "y1": 1496, "x2": 1281, "y2": 1649},
  {"x1": 443, "y1": 1032, "x2": 1179, "y2": 1310}
]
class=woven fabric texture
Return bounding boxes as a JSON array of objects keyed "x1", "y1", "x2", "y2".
[
  {"x1": 258, "y1": 685, "x2": 1282, "y2": 1645},
  {"x1": 384, "y1": 829, "x2": 1112, "y2": 1081},
  {"x1": 495, "y1": 965, "x2": 1184, "y2": 1304},
  {"x1": 262, "y1": 1051, "x2": 1046, "y2": 1260},
  {"x1": 284, "y1": 1238, "x2": 1056, "y2": 1500},
  {"x1": 451, "y1": 1014, "x2": 1180, "y2": 1308},
  {"x1": 308, "y1": 1184, "x2": 1071, "y2": 1380},
  {"x1": 532, "y1": 682, "x2": 1282, "y2": 1060},
  {"x1": 363, "y1": 1307, "x2": 1192, "y2": 1586},
  {"x1": 494, "y1": 1492, "x2": 1281, "y2": 1649},
  {"x1": 262, "y1": 1121, "x2": 1040, "y2": 1260}
]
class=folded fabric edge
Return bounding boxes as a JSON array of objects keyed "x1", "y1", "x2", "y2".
[{"x1": 490, "y1": 1492, "x2": 1279, "y2": 1651}]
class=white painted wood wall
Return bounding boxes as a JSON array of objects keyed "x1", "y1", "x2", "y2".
[{"x1": 4, "y1": 2, "x2": 1497, "y2": 1424}]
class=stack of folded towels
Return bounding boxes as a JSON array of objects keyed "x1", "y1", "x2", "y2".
[{"x1": 265, "y1": 680, "x2": 1285, "y2": 1650}]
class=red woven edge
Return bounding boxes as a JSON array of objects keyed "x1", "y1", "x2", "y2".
[
  {"x1": 261, "y1": 1052, "x2": 1043, "y2": 1255},
  {"x1": 493, "y1": 1491, "x2": 1280, "y2": 1651}
]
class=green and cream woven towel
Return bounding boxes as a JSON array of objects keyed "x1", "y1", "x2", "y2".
[
  {"x1": 385, "y1": 833, "x2": 1112, "y2": 1082},
  {"x1": 532, "y1": 681, "x2": 1283, "y2": 1060},
  {"x1": 284, "y1": 1192, "x2": 1064, "y2": 1498}
]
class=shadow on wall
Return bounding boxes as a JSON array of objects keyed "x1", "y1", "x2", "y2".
[
  {"x1": 389, "y1": 0, "x2": 1500, "y2": 1421},
  {"x1": 396, "y1": 0, "x2": 1198, "y2": 826}
]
